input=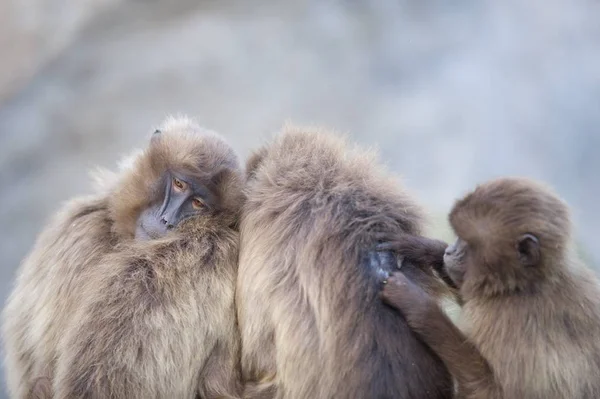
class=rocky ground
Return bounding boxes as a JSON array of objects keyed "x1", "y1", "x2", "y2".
[{"x1": 1, "y1": 0, "x2": 599, "y2": 396}]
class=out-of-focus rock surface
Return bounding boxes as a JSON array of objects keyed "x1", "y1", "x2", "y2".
[
  {"x1": 0, "y1": 0, "x2": 122, "y2": 102},
  {"x1": 0, "y1": 0, "x2": 599, "y2": 395}
]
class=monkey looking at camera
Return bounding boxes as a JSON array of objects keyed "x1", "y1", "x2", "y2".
[
  {"x1": 2, "y1": 117, "x2": 244, "y2": 399},
  {"x1": 237, "y1": 125, "x2": 455, "y2": 399},
  {"x1": 382, "y1": 177, "x2": 600, "y2": 399}
]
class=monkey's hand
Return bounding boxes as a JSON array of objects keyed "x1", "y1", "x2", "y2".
[
  {"x1": 381, "y1": 271, "x2": 438, "y2": 327},
  {"x1": 377, "y1": 236, "x2": 458, "y2": 289},
  {"x1": 377, "y1": 235, "x2": 447, "y2": 270}
]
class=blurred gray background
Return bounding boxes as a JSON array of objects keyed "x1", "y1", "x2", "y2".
[{"x1": 1, "y1": 0, "x2": 599, "y2": 396}]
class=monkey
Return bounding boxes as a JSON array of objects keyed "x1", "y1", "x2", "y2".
[
  {"x1": 236, "y1": 124, "x2": 455, "y2": 399},
  {"x1": 381, "y1": 177, "x2": 600, "y2": 399},
  {"x1": 2, "y1": 116, "x2": 245, "y2": 399}
]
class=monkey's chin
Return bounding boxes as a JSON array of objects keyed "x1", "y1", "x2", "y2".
[
  {"x1": 135, "y1": 224, "x2": 159, "y2": 241},
  {"x1": 443, "y1": 260, "x2": 463, "y2": 288}
]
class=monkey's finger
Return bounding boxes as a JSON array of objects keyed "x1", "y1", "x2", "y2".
[
  {"x1": 375, "y1": 242, "x2": 397, "y2": 251},
  {"x1": 387, "y1": 271, "x2": 410, "y2": 286},
  {"x1": 381, "y1": 281, "x2": 412, "y2": 308},
  {"x1": 376, "y1": 242, "x2": 425, "y2": 262},
  {"x1": 374, "y1": 231, "x2": 404, "y2": 242},
  {"x1": 375, "y1": 241, "x2": 414, "y2": 252}
]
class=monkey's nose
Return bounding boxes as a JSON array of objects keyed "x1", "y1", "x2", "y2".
[{"x1": 160, "y1": 217, "x2": 175, "y2": 230}]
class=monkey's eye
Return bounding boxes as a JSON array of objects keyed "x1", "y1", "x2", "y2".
[
  {"x1": 191, "y1": 198, "x2": 204, "y2": 210},
  {"x1": 172, "y1": 178, "x2": 187, "y2": 192}
]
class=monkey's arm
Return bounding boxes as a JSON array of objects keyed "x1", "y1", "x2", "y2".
[
  {"x1": 198, "y1": 332, "x2": 243, "y2": 399},
  {"x1": 382, "y1": 272, "x2": 500, "y2": 399},
  {"x1": 54, "y1": 271, "x2": 141, "y2": 398},
  {"x1": 54, "y1": 243, "x2": 184, "y2": 399},
  {"x1": 378, "y1": 235, "x2": 456, "y2": 289}
]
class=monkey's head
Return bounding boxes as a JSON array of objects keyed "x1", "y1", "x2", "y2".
[
  {"x1": 109, "y1": 116, "x2": 244, "y2": 240},
  {"x1": 444, "y1": 177, "x2": 571, "y2": 299}
]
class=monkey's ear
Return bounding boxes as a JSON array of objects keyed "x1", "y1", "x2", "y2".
[
  {"x1": 517, "y1": 233, "x2": 540, "y2": 267},
  {"x1": 151, "y1": 129, "x2": 162, "y2": 144}
]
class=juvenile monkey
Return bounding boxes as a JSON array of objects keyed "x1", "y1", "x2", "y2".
[
  {"x1": 382, "y1": 177, "x2": 600, "y2": 399},
  {"x1": 237, "y1": 125, "x2": 454, "y2": 399},
  {"x1": 2, "y1": 117, "x2": 244, "y2": 399}
]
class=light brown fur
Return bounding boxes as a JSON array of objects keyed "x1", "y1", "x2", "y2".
[
  {"x1": 383, "y1": 177, "x2": 600, "y2": 399},
  {"x1": 237, "y1": 125, "x2": 454, "y2": 399},
  {"x1": 454, "y1": 178, "x2": 600, "y2": 399},
  {"x1": 2, "y1": 116, "x2": 244, "y2": 399}
]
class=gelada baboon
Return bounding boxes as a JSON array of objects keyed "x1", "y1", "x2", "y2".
[
  {"x1": 237, "y1": 125, "x2": 455, "y2": 399},
  {"x1": 2, "y1": 117, "x2": 244, "y2": 399},
  {"x1": 382, "y1": 177, "x2": 600, "y2": 399}
]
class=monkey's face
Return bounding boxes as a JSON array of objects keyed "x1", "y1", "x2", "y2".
[
  {"x1": 135, "y1": 171, "x2": 216, "y2": 240},
  {"x1": 443, "y1": 238, "x2": 469, "y2": 288},
  {"x1": 443, "y1": 233, "x2": 542, "y2": 295}
]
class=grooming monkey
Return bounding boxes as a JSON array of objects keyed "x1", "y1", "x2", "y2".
[
  {"x1": 237, "y1": 125, "x2": 454, "y2": 399},
  {"x1": 2, "y1": 117, "x2": 244, "y2": 399},
  {"x1": 382, "y1": 177, "x2": 600, "y2": 399}
]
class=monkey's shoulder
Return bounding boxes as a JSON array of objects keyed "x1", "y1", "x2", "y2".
[
  {"x1": 47, "y1": 196, "x2": 113, "y2": 241},
  {"x1": 19, "y1": 197, "x2": 113, "y2": 275}
]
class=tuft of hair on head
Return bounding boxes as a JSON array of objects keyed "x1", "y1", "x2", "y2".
[
  {"x1": 108, "y1": 116, "x2": 244, "y2": 238},
  {"x1": 245, "y1": 147, "x2": 268, "y2": 180},
  {"x1": 264, "y1": 122, "x2": 391, "y2": 187},
  {"x1": 449, "y1": 177, "x2": 572, "y2": 289},
  {"x1": 89, "y1": 149, "x2": 145, "y2": 195}
]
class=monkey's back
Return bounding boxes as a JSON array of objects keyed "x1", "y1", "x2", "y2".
[{"x1": 238, "y1": 127, "x2": 453, "y2": 399}]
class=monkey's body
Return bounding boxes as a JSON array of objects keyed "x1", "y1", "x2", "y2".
[
  {"x1": 3, "y1": 117, "x2": 244, "y2": 399},
  {"x1": 3, "y1": 198, "x2": 114, "y2": 398},
  {"x1": 463, "y1": 265, "x2": 600, "y2": 399},
  {"x1": 382, "y1": 177, "x2": 600, "y2": 399},
  {"x1": 55, "y1": 216, "x2": 240, "y2": 399},
  {"x1": 237, "y1": 126, "x2": 453, "y2": 399}
]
